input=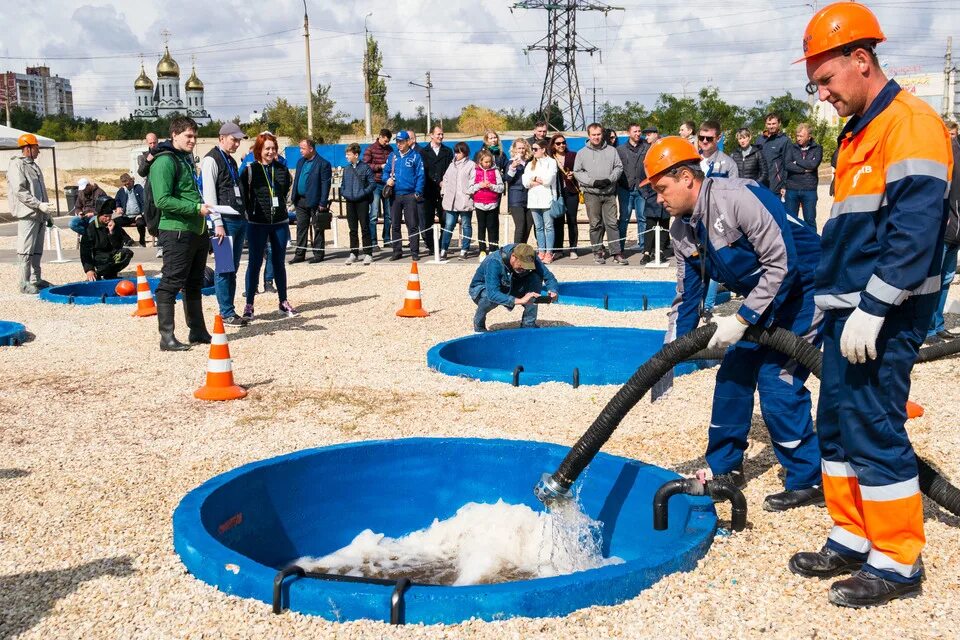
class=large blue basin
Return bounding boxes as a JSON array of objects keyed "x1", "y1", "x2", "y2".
[
  {"x1": 173, "y1": 438, "x2": 716, "y2": 624},
  {"x1": 428, "y1": 327, "x2": 707, "y2": 386},
  {"x1": 39, "y1": 277, "x2": 214, "y2": 305},
  {"x1": 556, "y1": 280, "x2": 729, "y2": 311},
  {"x1": 0, "y1": 321, "x2": 27, "y2": 346}
]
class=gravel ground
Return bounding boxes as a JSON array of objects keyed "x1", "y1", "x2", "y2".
[{"x1": 1, "y1": 245, "x2": 959, "y2": 640}]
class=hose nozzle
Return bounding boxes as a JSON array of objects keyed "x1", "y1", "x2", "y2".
[{"x1": 534, "y1": 472, "x2": 573, "y2": 507}]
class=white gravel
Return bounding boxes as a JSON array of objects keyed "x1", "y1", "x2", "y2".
[{"x1": 1, "y1": 246, "x2": 959, "y2": 639}]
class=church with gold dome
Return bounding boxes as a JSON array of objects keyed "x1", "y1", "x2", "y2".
[{"x1": 132, "y1": 46, "x2": 210, "y2": 124}]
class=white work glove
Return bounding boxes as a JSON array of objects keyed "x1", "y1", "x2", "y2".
[
  {"x1": 708, "y1": 314, "x2": 749, "y2": 350},
  {"x1": 38, "y1": 201, "x2": 53, "y2": 214},
  {"x1": 839, "y1": 307, "x2": 885, "y2": 364}
]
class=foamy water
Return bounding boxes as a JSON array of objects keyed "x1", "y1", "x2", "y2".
[{"x1": 298, "y1": 499, "x2": 623, "y2": 586}]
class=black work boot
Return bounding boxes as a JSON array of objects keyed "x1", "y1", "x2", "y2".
[
  {"x1": 829, "y1": 567, "x2": 923, "y2": 608},
  {"x1": 157, "y1": 302, "x2": 190, "y2": 352},
  {"x1": 763, "y1": 485, "x2": 825, "y2": 512},
  {"x1": 183, "y1": 297, "x2": 212, "y2": 344},
  {"x1": 789, "y1": 545, "x2": 864, "y2": 579}
]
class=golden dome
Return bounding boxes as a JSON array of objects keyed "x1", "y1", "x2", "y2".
[
  {"x1": 134, "y1": 64, "x2": 154, "y2": 90},
  {"x1": 157, "y1": 46, "x2": 180, "y2": 78},
  {"x1": 185, "y1": 67, "x2": 203, "y2": 91}
]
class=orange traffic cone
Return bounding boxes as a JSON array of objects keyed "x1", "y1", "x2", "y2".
[
  {"x1": 194, "y1": 315, "x2": 247, "y2": 401},
  {"x1": 906, "y1": 400, "x2": 924, "y2": 419},
  {"x1": 396, "y1": 260, "x2": 429, "y2": 318},
  {"x1": 131, "y1": 264, "x2": 157, "y2": 318}
]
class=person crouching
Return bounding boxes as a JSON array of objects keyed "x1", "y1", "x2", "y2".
[
  {"x1": 80, "y1": 196, "x2": 134, "y2": 281},
  {"x1": 468, "y1": 242, "x2": 558, "y2": 332}
]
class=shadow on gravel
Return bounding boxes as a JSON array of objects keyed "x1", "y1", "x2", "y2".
[
  {"x1": 227, "y1": 314, "x2": 336, "y2": 341},
  {"x1": 0, "y1": 556, "x2": 134, "y2": 638},
  {"x1": 0, "y1": 468, "x2": 30, "y2": 480},
  {"x1": 286, "y1": 271, "x2": 364, "y2": 290},
  {"x1": 292, "y1": 295, "x2": 379, "y2": 314}
]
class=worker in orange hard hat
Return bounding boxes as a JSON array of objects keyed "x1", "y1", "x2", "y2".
[
  {"x1": 646, "y1": 136, "x2": 826, "y2": 514},
  {"x1": 788, "y1": 2, "x2": 953, "y2": 609},
  {"x1": 6, "y1": 132, "x2": 55, "y2": 293}
]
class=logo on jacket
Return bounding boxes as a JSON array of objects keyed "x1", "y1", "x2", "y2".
[
  {"x1": 713, "y1": 213, "x2": 727, "y2": 235},
  {"x1": 852, "y1": 165, "x2": 872, "y2": 189}
]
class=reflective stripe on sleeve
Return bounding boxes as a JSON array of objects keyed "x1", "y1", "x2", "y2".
[{"x1": 886, "y1": 158, "x2": 949, "y2": 184}]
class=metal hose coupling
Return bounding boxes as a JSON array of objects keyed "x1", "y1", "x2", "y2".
[{"x1": 534, "y1": 472, "x2": 573, "y2": 506}]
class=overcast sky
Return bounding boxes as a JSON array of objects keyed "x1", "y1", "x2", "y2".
[{"x1": 2, "y1": 0, "x2": 955, "y2": 124}]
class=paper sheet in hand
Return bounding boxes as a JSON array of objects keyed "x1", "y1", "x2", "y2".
[
  {"x1": 211, "y1": 236, "x2": 235, "y2": 274},
  {"x1": 210, "y1": 205, "x2": 241, "y2": 216}
]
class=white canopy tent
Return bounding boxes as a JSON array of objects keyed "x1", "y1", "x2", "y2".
[{"x1": 0, "y1": 125, "x2": 62, "y2": 215}]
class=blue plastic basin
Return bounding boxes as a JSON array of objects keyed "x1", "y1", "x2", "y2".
[
  {"x1": 556, "y1": 280, "x2": 729, "y2": 312},
  {"x1": 0, "y1": 321, "x2": 27, "y2": 346},
  {"x1": 428, "y1": 327, "x2": 707, "y2": 386},
  {"x1": 39, "y1": 277, "x2": 214, "y2": 305},
  {"x1": 173, "y1": 438, "x2": 716, "y2": 624}
]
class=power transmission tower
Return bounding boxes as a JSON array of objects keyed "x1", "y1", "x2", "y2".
[{"x1": 513, "y1": 0, "x2": 623, "y2": 131}]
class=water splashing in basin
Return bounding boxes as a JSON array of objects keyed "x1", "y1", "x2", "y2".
[{"x1": 298, "y1": 499, "x2": 622, "y2": 585}]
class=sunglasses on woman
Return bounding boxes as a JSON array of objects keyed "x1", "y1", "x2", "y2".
[{"x1": 554, "y1": 141, "x2": 566, "y2": 146}]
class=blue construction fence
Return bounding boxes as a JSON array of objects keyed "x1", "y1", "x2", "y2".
[{"x1": 279, "y1": 135, "x2": 627, "y2": 169}]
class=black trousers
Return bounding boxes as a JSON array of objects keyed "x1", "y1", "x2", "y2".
[
  {"x1": 156, "y1": 230, "x2": 208, "y2": 304},
  {"x1": 346, "y1": 200, "x2": 373, "y2": 256},
  {"x1": 294, "y1": 202, "x2": 323, "y2": 258},
  {"x1": 391, "y1": 194, "x2": 421, "y2": 258},
  {"x1": 94, "y1": 248, "x2": 134, "y2": 279},
  {"x1": 553, "y1": 191, "x2": 579, "y2": 253},
  {"x1": 115, "y1": 215, "x2": 146, "y2": 243},
  {"x1": 475, "y1": 207, "x2": 499, "y2": 253},
  {"x1": 509, "y1": 205, "x2": 532, "y2": 245},
  {"x1": 421, "y1": 180, "x2": 442, "y2": 251}
]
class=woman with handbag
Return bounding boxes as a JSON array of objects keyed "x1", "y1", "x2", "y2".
[
  {"x1": 521, "y1": 141, "x2": 559, "y2": 263},
  {"x1": 549, "y1": 133, "x2": 580, "y2": 259},
  {"x1": 505, "y1": 138, "x2": 533, "y2": 244}
]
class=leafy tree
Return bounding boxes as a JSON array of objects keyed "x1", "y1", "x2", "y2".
[
  {"x1": 9, "y1": 105, "x2": 42, "y2": 133},
  {"x1": 457, "y1": 105, "x2": 508, "y2": 136},
  {"x1": 366, "y1": 34, "x2": 388, "y2": 119},
  {"x1": 533, "y1": 102, "x2": 564, "y2": 132},
  {"x1": 497, "y1": 106, "x2": 535, "y2": 131},
  {"x1": 598, "y1": 100, "x2": 649, "y2": 130},
  {"x1": 745, "y1": 92, "x2": 811, "y2": 132},
  {"x1": 251, "y1": 84, "x2": 349, "y2": 142}
]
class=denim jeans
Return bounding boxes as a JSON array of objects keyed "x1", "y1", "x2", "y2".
[
  {"x1": 371, "y1": 182, "x2": 392, "y2": 244},
  {"x1": 472, "y1": 272, "x2": 543, "y2": 331},
  {"x1": 69, "y1": 215, "x2": 90, "y2": 236},
  {"x1": 617, "y1": 187, "x2": 646, "y2": 252},
  {"x1": 214, "y1": 216, "x2": 247, "y2": 319},
  {"x1": 369, "y1": 182, "x2": 382, "y2": 246},
  {"x1": 263, "y1": 242, "x2": 274, "y2": 284},
  {"x1": 929, "y1": 241, "x2": 960, "y2": 336},
  {"x1": 441, "y1": 210, "x2": 472, "y2": 253},
  {"x1": 530, "y1": 208, "x2": 554, "y2": 252},
  {"x1": 246, "y1": 222, "x2": 289, "y2": 304},
  {"x1": 784, "y1": 189, "x2": 818, "y2": 229}
]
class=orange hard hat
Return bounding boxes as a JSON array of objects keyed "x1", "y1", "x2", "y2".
[
  {"x1": 795, "y1": 1, "x2": 886, "y2": 64},
  {"x1": 17, "y1": 133, "x2": 39, "y2": 147},
  {"x1": 640, "y1": 136, "x2": 702, "y2": 186}
]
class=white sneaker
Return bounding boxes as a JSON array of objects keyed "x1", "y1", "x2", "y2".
[
  {"x1": 362, "y1": 254, "x2": 373, "y2": 266},
  {"x1": 440, "y1": 250, "x2": 447, "y2": 260},
  {"x1": 459, "y1": 251, "x2": 467, "y2": 261},
  {"x1": 345, "y1": 253, "x2": 358, "y2": 265},
  {"x1": 155, "y1": 247, "x2": 163, "y2": 258}
]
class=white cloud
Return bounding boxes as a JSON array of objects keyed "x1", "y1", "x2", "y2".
[{"x1": 2, "y1": 0, "x2": 954, "y2": 125}]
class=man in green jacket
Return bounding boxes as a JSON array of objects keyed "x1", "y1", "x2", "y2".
[{"x1": 148, "y1": 116, "x2": 213, "y2": 351}]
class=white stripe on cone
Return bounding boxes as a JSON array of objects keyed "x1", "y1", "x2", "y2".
[
  {"x1": 207, "y1": 358, "x2": 233, "y2": 373},
  {"x1": 211, "y1": 333, "x2": 228, "y2": 345},
  {"x1": 404, "y1": 291, "x2": 422, "y2": 300}
]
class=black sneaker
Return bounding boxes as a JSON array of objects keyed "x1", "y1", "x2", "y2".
[
  {"x1": 389, "y1": 253, "x2": 403, "y2": 261},
  {"x1": 263, "y1": 281, "x2": 276, "y2": 293},
  {"x1": 222, "y1": 314, "x2": 247, "y2": 327},
  {"x1": 613, "y1": 254, "x2": 629, "y2": 265},
  {"x1": 789, "y1": 545, "x2": 864, "y2": 579},
  {"x1": 288, "y1": 255, "x2": 306, "y2": 265},
  {"x1": 309, "y1": 254, "x2": 324, "y2": 264},
  {"x1": 763, "y1": 485, "x2": 825, "y2": 512},
  {"x1": 829, "y1": 568, "x2": 923, "y2": 608},
  {"x1": 594, "y1": 254, "x2": 606, "y2": 265}
]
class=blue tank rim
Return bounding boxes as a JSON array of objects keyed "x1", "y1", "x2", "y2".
[
  {"x1": 554, "y1": 280, "x2": 677, "y2": 312},
  {"x1": 0, "y1": 321, "x2": 27, "y2": 347},
  {"x1": 172, "y1": 437, "x2": 717, "y2": 623},
  {"x1": 38, "y1": 277, "x2": 215, "y2": 305},
  {"x1": 427, "y1": 326, "x2": 705, "y2": 386}
]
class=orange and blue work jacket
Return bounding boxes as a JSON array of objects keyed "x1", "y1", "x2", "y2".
[{"x1": 815, "y1": 80, "x2": 953, "y2": 317}]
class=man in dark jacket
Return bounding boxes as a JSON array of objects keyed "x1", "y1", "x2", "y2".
[
  {"x1": 80, "y1": 196, "x2": 133, "y2": 281},
  {"x1": 731, "y1": 128, "x2": 768, "y2": 184},
  {"x1": 362, "y1": 128, "x2": 393, "y2": 249},
  {"x1": 419, "y1": 125, "x2": 453, "y2": 254},
  {"x1": 638, "y1": 128, "x2": 672, "y2": 264},
  {"x1": 468, "y1": 243, "x2": 559, "y2": 332},
  {"x1": 783, "y1": 123, "x2": 823, "y2": 229},
  {"x1": 114, "y1": 173, "x2": 147, "y2": 246},
  {"x1": 136, "y1": 132, "x2": 163, "y2": 256},
  {"x1": 289, "y1": 138, "x2": 333, "y2": 264},
  {"x1": 927, "y1": 122, "x2": 960, "y2": 343},
  {"x1": 69, "y1": 178, "x2": 108, "y2": 235},
  {"x1": 616, "y1": 123, "x2": 649, "y2": 254},
  {"x1": 756, "y1": 113, "x2": 790, "y2": 195}
]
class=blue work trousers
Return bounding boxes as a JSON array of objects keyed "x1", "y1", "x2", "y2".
[
  {"x1": 213, "y1": 216, "x2": 247, "y2": 319},
  {"x1": 707, "y1": 285, "x2": 822, "y2": 489},
  {"x1": 472, "y1": 273, "x2": 543, "y2": 331},
  {"x1": 929, "y1": 241, "x2": 959, "y2": 336}
]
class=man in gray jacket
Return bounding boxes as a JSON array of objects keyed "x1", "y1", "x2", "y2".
[
  {"x1": 7, "y1": 133, "x2": 55, "y2": 294},
  {"x1": 574, "y1": 123, "x2": 627, "y2": 264}
]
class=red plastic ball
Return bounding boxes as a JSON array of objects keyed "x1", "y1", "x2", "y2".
[{"x1": 115, "y1": 280, "x2": 136, "y2": 296}]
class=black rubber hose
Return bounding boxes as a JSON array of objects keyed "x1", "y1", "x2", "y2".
[
  {"x1": 545, "y1": 324, "x2": 960, "y2": 517},
  {"x1": 653, "y1": 479, "x2": 701, "y2": 530},
  {"x1": 707, "y1": 479, "x2": 748, "y2": 532},
  {"x1": 916, "y1": 337, "x2": 960, "y2": 363}
]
